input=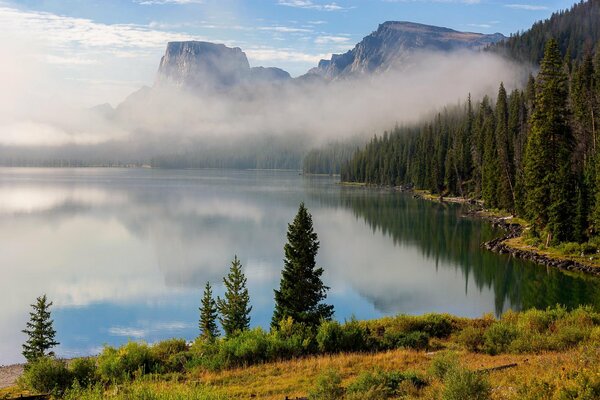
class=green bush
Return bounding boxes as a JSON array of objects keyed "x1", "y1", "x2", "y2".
[
  {"x1": 442, "y1": 368, "x2": 491, "y2": 400},
  {"x1": 456, "y1": 326, "x2": 485, "y2": 352},
  {"x1": 97, "y1": 342, "x2": 157, "y2": 382},
  {"x1": 309, "y1": 369, "x2": 345, "y2": 400},
  {"x1": 270, "y1": 317, "x2": 316, "y2": 358},
  {"x1": 20, "y1": 357, "x2": 72, "y2": 394},
  {"x1": 382, "y1": 330, "x2": 429, "y2": 350},
  {"x1": 151, "y1": 339, "x2": 189, "y2": 373},
  {"x1": 560, "y1": 242, "x2": 581, "y2": 255},
  {"x1": 218, "y1": 328, "x2": 270, "y2": 368},
  {"x1": 70, "y1": 358, "x2": 98, "y2": 387},
  {"x1": 483, "y1": 322, "x2": 517, "y2": 355},
  {"x1": 428, "y1": 351, "x2": 459, "y2": 380},
  {"x1": 346, "y1": 369, "x2": 426, "y2": 398},
  {"x1": 316, "y1": 321, "x2": 345, "y2": 353},
  {"x1": 580, "y1": 242, "x2": 597, "y2": 255}
]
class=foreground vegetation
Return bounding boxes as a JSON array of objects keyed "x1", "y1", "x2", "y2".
[{"x1": 3, "y1": 306, "x2": 600, "y2": 399}]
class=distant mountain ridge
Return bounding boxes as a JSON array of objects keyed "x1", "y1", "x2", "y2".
[
  {"x1": 152, "y1": 22, "x2": 505, "y2": 91},
  {"x1": 306, "y1": 21, "x2": 505, "y2": 79},
  {"x1": 155, "y1": 41, "x2": 291, "y2": 91}
]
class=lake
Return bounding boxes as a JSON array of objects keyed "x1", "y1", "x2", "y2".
[{"x1": 1, "y1": 168, "x2": 599, "y2": 364}]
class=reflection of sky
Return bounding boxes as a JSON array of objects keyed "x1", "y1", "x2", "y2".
[{"x1": 0, "y1": 168, "x2": 577, "y2": 364}]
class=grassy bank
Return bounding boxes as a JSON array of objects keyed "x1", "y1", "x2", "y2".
[{"x1": 3, "y1": 307, "x2": 600, "y2": 399}]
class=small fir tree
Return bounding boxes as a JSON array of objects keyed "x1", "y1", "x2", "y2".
[
  {"x1": 199, "y1": 282, "x2": 219, "y2": 340},
  {"x1": 216, "y1": 256, "x2": 252, "y2": 337},
  {"x1": 22, "y1": 294, "x2": 59, "y2": 362},
  {"x1": 272, "y1": 203, "x2": 334, "y2": 329}
]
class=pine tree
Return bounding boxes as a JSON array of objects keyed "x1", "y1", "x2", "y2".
[
  {"x1": 216, "y1": 256, "x2": 251, "y2": 337},
  {"x1": 22, "y1": 294, "x2": 59, "y2": 362},
  {"x1": 495, "y1": 83, "x2": 515, "y2": 211},
  {"x1": 524, "y1": 39, "x2": 574, "y2": 242},
  {"x1": 272, "y1": 203, "x2": 333, "y2": 329},
  {"x1": 199, "y1": 282, "x2": 219, "y2": 340}
]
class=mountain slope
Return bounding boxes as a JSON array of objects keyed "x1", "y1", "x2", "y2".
[
  {"x1": 155, "y1": 41, "x2": 291, "y2": 91},
  {"x1": 307, "y1": 21, "x2": 505, "y2": 79},
  {"x1": 490, "y1": 0, "x2": 600, "y2": 64}
]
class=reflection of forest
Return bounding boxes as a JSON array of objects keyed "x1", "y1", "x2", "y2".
[{"x1": 312, "y1": 187, "x2": 600, "y2": 316}]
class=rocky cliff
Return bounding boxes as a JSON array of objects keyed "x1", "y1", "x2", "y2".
[{"x1": 307, "y1": 21, "x2": 505, "y2": 79}]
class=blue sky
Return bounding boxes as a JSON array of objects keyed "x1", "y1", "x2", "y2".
[{"x1": 0, "y1": 0, "x2": 576, "y2": 105}]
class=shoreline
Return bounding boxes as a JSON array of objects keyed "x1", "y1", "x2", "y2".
[{"x1": 341, "y1": 181, "x2": 600, "y2": 278}]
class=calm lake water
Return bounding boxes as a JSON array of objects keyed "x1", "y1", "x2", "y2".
[{"x1": 1, "y1": 168, "x2": 599, "y2": 364}]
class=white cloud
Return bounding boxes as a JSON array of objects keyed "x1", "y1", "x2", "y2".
[
  {"x1": 246, "y1": 47, "x2": 329, "y2": 63},
  {"x1": 277, "y1": 0, "x2": 347, "y2": 11},
  {"x1": 315, "y1": 35, "x2": 351, "y2": 44},
  {"x1": 505, "y1": 4, "x2": 548, "y2": 10},
  {"x1": 259, "y1": 26, "x2": 313, "y2": 33}
]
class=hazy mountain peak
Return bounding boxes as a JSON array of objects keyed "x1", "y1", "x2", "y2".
[{"x1": 307, "y1": 21, "x2": 506, "y2": 79}]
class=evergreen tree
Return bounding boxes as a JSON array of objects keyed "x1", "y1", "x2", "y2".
[
  {"x1": 272, "y1": 203, "x2": 333, "y2": 329},
  {"x1": 199, "y1": 282, "x2": 219, "y2": 340},
  {"x1": 22, "y1": 294, "x2": 59, "y2": 362},
  {"x1": 524, "y1": 39, "x2": 574, "y2": 242},
  {"x1": 216, "y1": 256, "x2": 251, "y2": 337},
  {"x1": 495, "y1": 83, "x2": 515, "y2": 211}
]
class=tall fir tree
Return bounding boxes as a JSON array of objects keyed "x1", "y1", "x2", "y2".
[
  {"x1": 495, "y1": 83, "x2": 515, "y2": 211},
  {"x1": 524, "y1": 39, "x2": 574, "y2": 243},
  {"x1": 199, "y1": 282, "x2": 219, "y2": 340},
  {"x1": 22, "y1": 294, "x2": 59, "y2": 362},
  {"x1": 480, "y1": 97, "x2": 498, "y2": 208},
  {"x1": 272, "y1": 203, "x2": 334, "y2": 329},
  {"x1": 216, "y1": 256, "x2": 251, "y2": 337}
]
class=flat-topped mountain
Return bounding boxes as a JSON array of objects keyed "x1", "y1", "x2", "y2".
[
  {"x1": 155, "y1": 41, "x2": 291, "y2": 91},
  {"x1": 307, "y1": 21, "x2": 505, "y2": 79}
]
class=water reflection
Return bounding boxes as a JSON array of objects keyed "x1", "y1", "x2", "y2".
[{"x1": 0, "y1": 168, "x2": 598, "y2": 364}]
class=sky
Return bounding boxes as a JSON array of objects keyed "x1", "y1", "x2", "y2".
[{"x1": 0, "y1": 0, "x2": 576, "y2": 106}]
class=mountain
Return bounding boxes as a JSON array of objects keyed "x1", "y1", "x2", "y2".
[
  {"x1": 306, "y1": 21, "x2": 505, "y2": 80},
  {"x1": 489, "y1": 0, "x2": 600, "y2": 64},
  {"x1": 155, "y1": 41, "x2": 290, "y2": 91}
]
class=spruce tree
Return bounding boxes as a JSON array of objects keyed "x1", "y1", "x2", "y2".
[
  {"x1": 524, "y1": 39, "x2": 574, "y2": 242},
  {"x1": 199, "y1": 282, "x2": 219, "y2": 340},
  {"x1": 216, "y1": 256, "x2": 251, "y2": 337},
  {"x1": 495, "y1": 83, "x2": 515, "y2": 211},
  {"x1": 22, "y1": 294, "x2": 59, "y2": 362},
  {"x1": 272, "y1": 203, "x2": 333, "y2": 329}
]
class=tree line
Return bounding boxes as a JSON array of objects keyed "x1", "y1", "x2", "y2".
[{"x1": 342, "y1": 39, "x2": 600, "y2": 245}]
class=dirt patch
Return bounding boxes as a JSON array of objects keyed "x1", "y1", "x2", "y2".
[{"x1": 0, "y1": 364, "x2": 23, "y2": 389}]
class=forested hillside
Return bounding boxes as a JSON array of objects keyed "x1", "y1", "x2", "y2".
[
  {"x1": 342, "y1": 40, "x2": 600, "y2": 245},
  {"x1": 490, "y1": 0, "x2": 600, "y2": 64}
]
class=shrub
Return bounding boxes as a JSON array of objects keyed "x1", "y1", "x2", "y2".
[
  {"x1": 428, "y1": 351, "x2": 460, "y2": 380},
  {"x1": 309, "y1": 369, "x2": 345, "y2": 400},
  {"x1": 217, "y1": 328, "x2": 270, "y2": 368},
  {"x1": 382, "y1": 331, "x2": 429, "y2": 350},
  {"x1": 70, "y1": 358, "x2": 98, "y2": 387},
  {"x1": 483, "y1": 322, "x2": 517, "y2": 355},
  {"x1": 339, "y1": 318, "x2": 369, "y2": 351},
  {"x1": 97, "y1": 342, "x2": 157, "y2": 382},
  {"x1": 346, "y1": 369, "x2": 426, "y2": 398},
  {"x1": 580, "y1": 242, "x2": 597, "y2": 255},
  {"x1": 560, "y1": 242, "x2": 581, "y2": 255},
  {"x1": 456, "y1": 326, "x2": 485, "y2": 352},
  {"x1": 20, "y1": 357, "x2": 72, "y2": 394},
  {"x1": 151, "y1": 339, "x2": 189, "y2": 373},
  {"x1": 270, "y1": 317, "x2": 316, "y2": 358},
  {"x1": 316, "y1": 321, "x2": 345, "y2": 353},
  {"x1": 442, "y1": 368, "x2": 491, "y2": 400}
]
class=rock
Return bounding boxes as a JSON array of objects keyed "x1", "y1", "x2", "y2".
[
  {"x1": 305, "y1": 21, "x2": 505, "y2": 80},
  {"x1": 155, "y1": 41, "x2": 291, "y2": 92}
]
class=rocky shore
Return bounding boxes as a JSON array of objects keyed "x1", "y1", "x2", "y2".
[{"x1": 482, "y1": 216, "x2": 600, "y2": 277}]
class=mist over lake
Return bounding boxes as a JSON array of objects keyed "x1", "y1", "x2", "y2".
[{"x1": 1, "y1": 168, "x2": 598, "y2": 365}]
